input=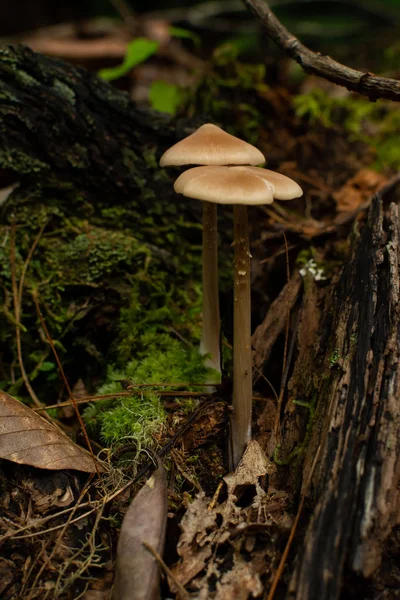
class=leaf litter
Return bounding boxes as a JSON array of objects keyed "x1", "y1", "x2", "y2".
[{"x1": 170, "y1": 441, "x2": 291, "y2": 599}]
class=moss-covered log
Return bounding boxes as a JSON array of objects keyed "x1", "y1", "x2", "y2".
[
  {"x1": 0, "y1": 44, "x2": 208, "y2": 400},
  {"x1": 0, "y1": 44, "x2": 193, "y2": 202}
]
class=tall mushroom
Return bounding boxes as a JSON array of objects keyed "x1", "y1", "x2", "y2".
[
  {"x1": 159, "y1": 124, "x2": 265, "y2": 378},
  {"x1": 174, "y1": 165, "x2": 303, "y2": 468}
]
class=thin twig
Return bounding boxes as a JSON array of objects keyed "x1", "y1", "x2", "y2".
[
  {"x1": 252, "y1": 363, "x2": 279, "y2": 404},
  {"x1": 272, "y1": 233, "x2": 292, "y2": 436},
  {"x1": 23, "y1": 474, "x2": 95, "y2": 598},
  {"x1": 242, "y1": 0, "x2": 400, "y2": 102},
  {"x1": 32, "y1": 294, "x2": 100, "y2": 476},
  {"x1": 223, "y1": 325, "x2": 280, "y2": 403},
  {"x1": 5, "y1": 391, "x2": 229, "y2": 542},
  {"x1": 108, "y1": 0, "x2": 137, "y2": 35},
  {"x1": 143, "y1": 542, "x2": 189, "y2": 600},
  {"x1": 281, "y1": 232, "x2": 290, "y2": 381},
  {"x1": 32, "y1": 389, "x2": 212, "y2": 412},
  {"x1": 274, "y1": 309, "x2": 300, "y2": 437},
  {"x1": 10, "y1": 222, "x2": 42, "y2": 408},
  {"x1": 18, "y1": 222, "x2": 46, "y2": 307}
]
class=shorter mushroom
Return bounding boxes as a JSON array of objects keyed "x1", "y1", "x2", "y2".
[{"x1": 174, "y1": 165, "x2": 303, "y2": 468}]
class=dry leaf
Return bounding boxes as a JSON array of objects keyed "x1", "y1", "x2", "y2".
[
  {"x1": 171, "y1": 441, "x2": 289, "y2": 599},
  {"x1": 112, "y1": 456, "x2": 167, "y2": 600},
  {"x1": 0, "y1": 391, "x2": 101, "y2": 472},
  {"x1": 333, "y1": 169, "x2": 386, "y2": 212}
]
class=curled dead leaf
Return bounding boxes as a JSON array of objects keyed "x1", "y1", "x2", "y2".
[
  {"x1": 0, "y1": 391, "x2": 102, "y2": 472},
  {"x1": 112, "y1": 456, "x2": 167, "y2": 600}
]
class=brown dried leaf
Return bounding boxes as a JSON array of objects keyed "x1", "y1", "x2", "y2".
[
  {"x1": 333, "y1": 169, "x2": 386, "y2": 212},
  {"x1": 224, "y1": 440, "x2": 276, "y2": 497},
  {"x1": 0, "y1": 391, "x2": 101, "y2": 472},
  {"x1": 171, "y1": 442, "x2": 287, "y2": 599},
  {"x1": 112, "y1": 457, "x2": 167, "y2": 600},
  {"x1": 174, "y1": 493, "x2": 217, "y2": 586}
]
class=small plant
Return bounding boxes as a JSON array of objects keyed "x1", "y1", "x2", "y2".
[
  {"x1": 98, "y1": 31, "x2": 198, "y2": 115},
  {"x1": 294, "y1": 88, "x2": 400, "y2": 170},
  {"x1": 329, "y1": 348, "x2": 341, "y2": 368}
]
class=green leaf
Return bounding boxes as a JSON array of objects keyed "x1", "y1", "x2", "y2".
[
  {"x1": 149, "y1": 81, "x2": 182, "y2": 115},
  {"x1": 98, "y1": 38, "x2": 159, "y2": 82},
  {"x1": 39, "y1": 362, "x2": 55, "y2": 372},
  {"x1": 168, "y1": 26, "x2": 201, "y2": 48}
]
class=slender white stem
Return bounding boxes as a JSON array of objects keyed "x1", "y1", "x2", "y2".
[
  {"x1": 230, "y1": 204, "x2": 252, "y2": 469},
  {"x1": 199, "y1": 202, "x2": 221, "y2": 377}
]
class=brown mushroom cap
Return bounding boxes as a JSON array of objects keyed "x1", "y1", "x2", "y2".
[
  {"x1": 160, "y1": 124, "x2": 265, "y2": 167},
  {"x1": 243, "y1": 167, "x2": 303, "y2": 200},
  {"x1": 174, "y1": 166, "x2": 275, "y2": 205}
]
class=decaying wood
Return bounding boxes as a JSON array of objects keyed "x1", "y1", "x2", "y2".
[
  {"x1": 283, "y1": 188, "x2": 400, "y2": 599},
  {"x1": 0, "y1": 44, "x2": 199, "y2": 208}
]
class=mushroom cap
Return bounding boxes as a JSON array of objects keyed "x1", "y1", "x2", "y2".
[
  {"x1": 244, "y1": 167, "x2": 303, "y2": 200},
  {"x1": 174, "y1": 166, "x2": 303, "y2": 205},
  {"x1": 160, "y1": 123, "x2": 265, "y2": 167},
  {"x1": 174, "y1": 166, "x2": 275, "y2": 205}
]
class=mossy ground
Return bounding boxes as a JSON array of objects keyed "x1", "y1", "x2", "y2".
[{"x1": 1, "y1": 43, "x2": 397, "y2": 466}]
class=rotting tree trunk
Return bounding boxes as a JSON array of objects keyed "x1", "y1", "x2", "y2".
[
  {"x1": 270, "y1": 185, "x2": 400, "y2": 599},
  {"x1": 292, "y1": 191, "x2": 400, "y2": 599},
  {"x1": 251, "y1": 182, "x2": 400, "y2": 598}
]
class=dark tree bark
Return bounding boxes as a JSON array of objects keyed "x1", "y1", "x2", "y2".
[
  {"x1": 291, "y1": 191, "x2": 400, "y2": 599},
  {"x1": 251, "y1": 182, "x2": 400, "y2": 599},
  {"x1": 0, "y1": 44, "x2": 199, "y2": 208}
]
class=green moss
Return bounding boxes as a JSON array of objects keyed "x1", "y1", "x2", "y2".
[
  {"x1": 329, "y1": 348, "x2": 341, "y2": 368},
  {"x1": 273, "y1": 392, "x2": 318, "y2": 466},
  {"x1": 0, "y1": 149, "x2": 48, "y2": 174},
  {"x1": 0, "y1": 179, "x2": 211, "y2": 403},
  {"x1": 52, "y1": 79, "x2": 76, "y2": 105},
  {"x1": 294, "y1": 88, "x2": 400, "y2": 171},
  {"x1": 67, "y1": 144, "x2": 89, "y2": 169},
  {"x1": 83, "y1": 337, "x2": 215, "y2": 449},
  {"x1": 15, "y1": 69, "x2": 39, "y2": 88},
  {"x1": 184, "y1": 43, "x2": 268, "y2": 145}
]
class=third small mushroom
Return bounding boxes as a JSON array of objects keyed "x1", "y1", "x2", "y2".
[{"x1": 160, "y1": 124, "x2": 303, "y2": 469}]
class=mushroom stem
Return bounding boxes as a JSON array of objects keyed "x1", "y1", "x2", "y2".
[
  {"x1": 199, "y1": 201, "x2": 221, "y2": 377},
  {"x1": 230, "y1": 204, "x2": 252, "y2": 469}
]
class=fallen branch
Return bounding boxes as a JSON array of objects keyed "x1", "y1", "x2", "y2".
[{"x1": 242, "y1": 0, "x2": 400, "y2": 102}]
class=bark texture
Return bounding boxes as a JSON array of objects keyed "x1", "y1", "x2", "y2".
[
  {"x1": 0, "y1": 44, "x2": 200, "y2": 208},
  {"x1": 285, "y1": 189, "x2": 400, "y2": 599}
]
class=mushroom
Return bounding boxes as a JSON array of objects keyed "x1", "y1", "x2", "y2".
[
  {"x1": 160, "y1": 124, "x2": 265, "y2": 378},
  {"x1": 174, "y1": 165, "x2": 303, "y2": 468}
]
